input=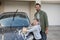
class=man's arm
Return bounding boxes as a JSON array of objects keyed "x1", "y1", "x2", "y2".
[
  {"x1": 45, "y1": 27, "x2": 48, "y2": 34},
  {"x1": 44, "y1": 12, "x2": 49, "y2": 34}
]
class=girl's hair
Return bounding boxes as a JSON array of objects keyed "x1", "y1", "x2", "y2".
[
  {"x1": 34, "y1": 18, "x2": 39, "y2": 22},
  {"x1": 31, "y1": 18, "x2": 39, "y2": 26}
]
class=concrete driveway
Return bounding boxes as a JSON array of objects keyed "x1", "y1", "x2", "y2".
[{"x1": 47, "y1": 26, "x2": 60, "y2": 40}]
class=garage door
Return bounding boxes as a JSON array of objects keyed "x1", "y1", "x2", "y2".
[
  {"x1": 42, "y1": 3, "x2": 60, "y2": 25},
  {"x1": 4, "y1": 1, "x2": 30, "y2": 17}
]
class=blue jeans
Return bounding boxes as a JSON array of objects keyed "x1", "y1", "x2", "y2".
[{"x1": 40, "y1": 31, "x2": 47, "y2": 40}]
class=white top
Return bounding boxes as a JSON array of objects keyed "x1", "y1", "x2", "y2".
[
  {"x1": 27, "y1": 25, "x2": 41, "y2": 39},
  {"x1": 36, "y1": 13, "x2": 40, "y2": 20}
]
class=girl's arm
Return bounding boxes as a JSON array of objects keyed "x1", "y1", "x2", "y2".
[{"x1": 27, "y1": 26, "x2": 37, "y2": 32}]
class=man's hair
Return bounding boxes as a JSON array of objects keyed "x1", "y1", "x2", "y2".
[{"x1": 35, "y1": 3, "x2": 41, "y2": 7}]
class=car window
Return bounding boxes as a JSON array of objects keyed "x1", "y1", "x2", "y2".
[
  {"x1": 0, "y1": 12, "x2": 30, "y2": 27},
  {"x1": 0, "y1": 12, "x2": 27, "y2": 19}
]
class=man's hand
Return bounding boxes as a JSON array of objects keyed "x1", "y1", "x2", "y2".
[
  {"x1": 45, "y1": 27, "x2": 48, "y2": 35},
  {"x1": 45, "y1": 30, "x2": 48, "y2": 35}
]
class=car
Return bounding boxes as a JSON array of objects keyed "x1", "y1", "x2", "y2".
[{"x1": 0, "y1": 12, "x2": 33, "y2": 40}]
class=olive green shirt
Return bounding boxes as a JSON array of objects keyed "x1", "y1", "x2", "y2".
[{"x1": 34, "y1": 10, "x2": 48, "y2": 32}]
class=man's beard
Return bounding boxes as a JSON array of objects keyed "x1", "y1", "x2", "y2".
[{"x1": 37, "y1": 9, "x2": 40, "y2": 12}]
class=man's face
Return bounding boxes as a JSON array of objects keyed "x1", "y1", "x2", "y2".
[{"x1": 35, "y1": 5, "x2": 41, "y2": 11}]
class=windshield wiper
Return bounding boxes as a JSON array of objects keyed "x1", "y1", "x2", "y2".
[
  {"x1": 10, "y1": 9, "x2": 18, "y2": 28},
  {"x1": 13, "y1": 9, "x2": 18, "y2": 21}
]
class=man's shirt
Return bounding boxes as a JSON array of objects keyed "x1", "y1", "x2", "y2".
[{"x1": 34, "y1": 10, "x2": 48, "y2": 32}]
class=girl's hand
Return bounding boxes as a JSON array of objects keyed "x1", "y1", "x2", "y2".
[{"x1": 22, "y1": 27, "x2": 27, "y2": 33}]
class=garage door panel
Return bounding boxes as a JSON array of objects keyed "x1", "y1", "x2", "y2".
[
  {"x1": 4, "y1": 2, "x2": 30, "y2": 17},
  {"x1": 42, "y1": 4, "x2": 60, "y2": 25}
]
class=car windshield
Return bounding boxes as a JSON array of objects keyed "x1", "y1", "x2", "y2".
[
  {"x1": 0, "y1": 12, "x2": 30, "y2": 27},
  {"x1": 0, "y1": 12, "x2": 27, "y2": 19}
]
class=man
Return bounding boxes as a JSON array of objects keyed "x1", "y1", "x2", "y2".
[{"x1": 34, "y1": 3, "x2": 48, "y2": 40}]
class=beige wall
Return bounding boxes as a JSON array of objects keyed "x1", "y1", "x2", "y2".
[
  {"x1": 0, "y1": 1, "x2": 4, "y2": 13},
  {"x1": 3, "y1": 0, "x2": 35, "y2": 1},
  {"x1": 3, "y1": 0, "x2": 60, "y2": 1},
  {"x1": 29, "y1": 1, "x2": 36, "y2": 23},
  {"x1": 3, "y1": 1, "x2": 36, "y2": 23}
]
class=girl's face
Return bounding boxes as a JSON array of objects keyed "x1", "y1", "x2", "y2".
[{"x1": 33, "y1": 20, "x2": 38, "y2": 25}]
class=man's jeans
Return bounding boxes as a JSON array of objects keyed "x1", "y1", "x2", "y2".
[{"x1": 40, "y1": 31, "x2": 47, "y2": 40}]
